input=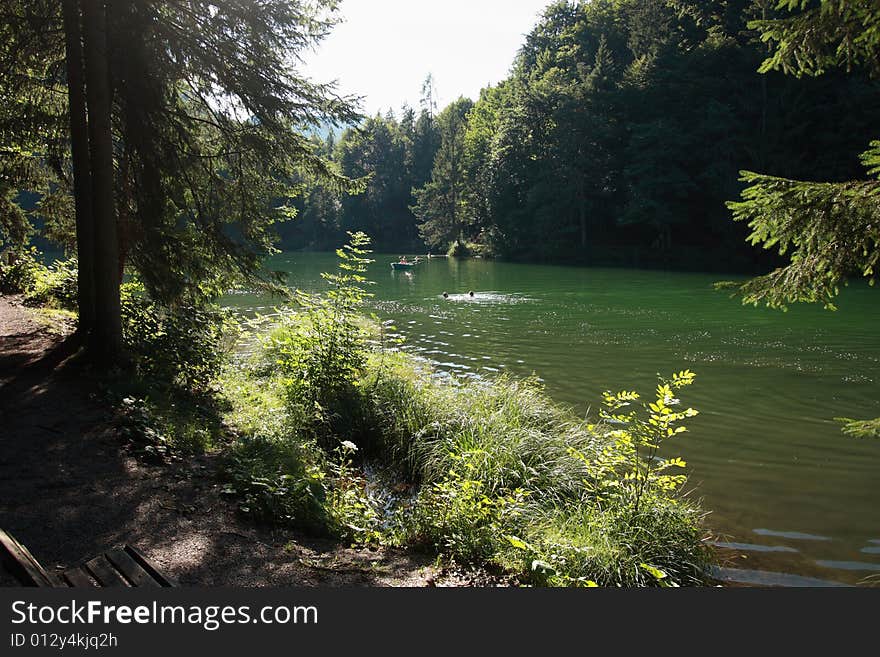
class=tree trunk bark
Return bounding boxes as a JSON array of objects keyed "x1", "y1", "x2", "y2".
[
  {"x1": 81, "y1": 0, "x2": 122, "y2": 364},
  {"x1": 61, "y1": 0, "x2": 96, "y2": 337},
  {"x1": 579, "y1": 204, "x2": 587, "y2": 249}
]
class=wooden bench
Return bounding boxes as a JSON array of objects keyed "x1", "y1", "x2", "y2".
[{"x1": 0, "y1": 529, "x2": 175, "y2": 587}]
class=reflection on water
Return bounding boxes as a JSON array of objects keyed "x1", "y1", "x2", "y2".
[
  {"x1": 224, "y1": 252, "x2": 880, "y2": 586},
  {"x1": 709, "y1": 567, "x2": 848, "y2": 588},
  {"x1": 752, "y1": 528, "x2": 832, "y2": 542},
  {"x1": 815, "y1": 560, "x2": 880, "y2": 572},
  {"x1": 710, "y1": 541, "x2": 799, "y2": 554}
]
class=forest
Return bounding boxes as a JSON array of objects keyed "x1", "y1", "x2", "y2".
[{"x1": 284, "y1": 0, "x2": 879, "y2": 273}]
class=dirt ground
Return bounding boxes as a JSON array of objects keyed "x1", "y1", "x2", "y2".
[{"x1": 0, "y1": 295, "x2": 481, "y2": 587}]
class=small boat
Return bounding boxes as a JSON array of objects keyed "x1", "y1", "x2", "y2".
[{"x1": 391, "y1": 261, "x2": 416, "y2": 271}]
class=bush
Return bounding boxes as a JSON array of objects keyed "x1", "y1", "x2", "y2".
[
  {"x1": 24, "y1": 256, "x2": 78, "y2": 310},
  {"x1": 113, "y1": 395, "x2": 217, "y2": 459},
  {"x1": 121, "y1": 281, "x2": 240, "y2": 392},
  {"x1": 0, "y1": 248, "x2": 78, "y2": 310},
  {"x1": 362, "y1": 352, "x2": 598, "y2": 498},
  {"x1": 216, "y1": 360, "x2": 329, "y2": 533},
  {"x1": 447, "y1": 240, "x2": 471, "y2": 257},
  {"x1": 259, "y1": 232, "x2": 376, "y2": 446},
  {"x1": 360, "y1": 355, "x2": 710, "y2": 585},
  {"x1": 407, "y1": 450, "x2": 530, "y2": 563},
  {"x1": 266, "y1": 232, "x2": 373, "y2": 402},
  {"x1": 327, "y1": 441, "x2": 385, "y2": 544},
  {"x1": 0, "y1": 247, "x2": 78, "y2": 310},
  {"x1": 446, "y1": 240, "x2": 492, "y2": 258},
  {"x1": 504, "y1": 500, "x2": 709, "y2": 587},
  {"x1": 222, "y1": 334, "x2": 712, "y2": 584},
  {"x1": 0, "y1": 247, "x2": 41, "y2": 295},
  {"x1": 221, "y1": 435, "x2": 329, "y2": 534}
]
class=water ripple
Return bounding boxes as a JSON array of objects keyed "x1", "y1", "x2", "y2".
[
  {"x1": 753, "y1": 529, "x2": 833, "y2": 542},
  {"x1": 709, "y1": 567, "x2": 848, "y2": 587}
]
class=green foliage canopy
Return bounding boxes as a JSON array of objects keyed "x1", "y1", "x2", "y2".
[{"x1": 0, "y1": 0, "x2": 364, "y2": 305}]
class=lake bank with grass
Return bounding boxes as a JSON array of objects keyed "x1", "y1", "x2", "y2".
[{"x1": 216, "y1": 239, "x2": 709, "y2": 586}]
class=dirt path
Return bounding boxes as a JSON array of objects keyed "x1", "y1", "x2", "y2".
[{"x1": 0, "y1": 296, "x2": 458, "y2": 587}]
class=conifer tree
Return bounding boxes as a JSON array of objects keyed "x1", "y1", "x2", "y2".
[
  {"x1": 2, "y1": 0, "x2": 362, "y2": 365},
  {"x1": 411, "y1": 97, "x2": 474, "y2": 251},
  {"x1": 724, "y1": 0, "x2": 880, "y2": 438},
  {"x1": 0, "y1": 1, "x2": 66, "y2": 254},
  {"x1": 724, "y1": 0, "x2": 880, "y2": 309}
]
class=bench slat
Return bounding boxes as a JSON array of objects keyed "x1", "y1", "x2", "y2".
[
  {"x1": 124, "y1": 545, "x2": 176, "y2": 587},
  {"x1": 85, "y1": 555, "x2": 129, "y2": 587},
  {"x1": 62, "y1": 567, "x2": 98, "y2": 587},
  {"x1": 105, "y1": 548, "x2": 161, "y2": 587}
]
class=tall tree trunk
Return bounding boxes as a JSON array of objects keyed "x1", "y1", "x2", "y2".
[
  {"x1": 117, "y1": 144, "x2": 131, "y2": 282},
  {"x1": 759, "y1": 0, "x2": 769, "y2": 170},
  {"x1": 579, "y1": 204, "x2": 587, "y2": 249},
  {"x1": 81, "y1": 0, "x2": 122, "y2": 363},
  {"x1": 61, "y1": 0, "x2": 95, "y2": 337}
]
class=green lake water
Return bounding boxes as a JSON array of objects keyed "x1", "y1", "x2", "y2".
[{"x1": 224, "y1": 252, "x2": 880, "y2": 586}]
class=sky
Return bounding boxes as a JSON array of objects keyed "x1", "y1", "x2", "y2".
[{"x1": 301, "y1": 0, "x2": 551, "y2": 117}]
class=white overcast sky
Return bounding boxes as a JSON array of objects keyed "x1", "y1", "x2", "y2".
[{"x1": 301, "y1": 0, "x2": 551, "y2": 117}]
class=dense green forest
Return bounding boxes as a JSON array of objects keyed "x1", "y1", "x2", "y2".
[{"x1": 281, "y1": 0, "x2": 879, "y2": 272}]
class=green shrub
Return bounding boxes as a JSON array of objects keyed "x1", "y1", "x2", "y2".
[
  {"x1": 24, "y1": 256, "x2": 78, "y2": 310},
  {"x1": 360, "y1": 355, "x2": 710, "y2": 584},
  {"x1": 0, "y1": 247, "x2": 41, "y2": 295},
  {"x1": 259, "y1": 232, "x2": 376, "y2": 445},
  {"x1": 100, "y1": 370, "x2": 223, "y2": 471},
  {"x1": 362, "y1": 352, "x2": 598, "y2": 499},
  {"x1": 0, "y1": 249, "x2": 78, "y2": 310},
  {"x1": 267, "y1": 232, "x2": 374, "y2": 403},
  {"x1": 446, "y1": 240, "x2": 492, "y2": 258},
  {"x1": 575, "y1": 370, "x2": 699, "y2": 513},
  {"x1": 121, "y1": 281, "x2": 240, "y2": 392},
  {"x1": 406, "y1": 449, "x2": 530, "y2": 563},
  {"x1": 327, "y1": 440, "x2": 384, "y2": 544},
  {"x1": 446, "y1": 240, "x2": 471, "y2": 257},
  {"x1": 115, "y1": 396, "x2": 176, "y2": 461},
  {"x1": 218, "y1": 359, "x2": 337, "y2": 534},
  {"x1": 114, "y1": 395, "x2": 214, "y2": 459},
  {"x1": 221, "y1": 435, "x2": 329, "y2": 534}
]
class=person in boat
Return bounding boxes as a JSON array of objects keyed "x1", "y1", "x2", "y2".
[{"x1": 399, "y1": 256, "x2": 408, "y2": 264}]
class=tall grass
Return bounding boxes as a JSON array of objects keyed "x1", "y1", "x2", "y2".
[
  {"x1": 362, "y1": 352, "x2": 599, "y2": 500},
  {"x1": 360, "y1": 351, "x2": 711, "y2": 585}
]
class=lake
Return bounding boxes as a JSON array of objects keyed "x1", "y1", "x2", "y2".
[{"x1": 224, "y1": 252, "x2": 880, "y2": 587}]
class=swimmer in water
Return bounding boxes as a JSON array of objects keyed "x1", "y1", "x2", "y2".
[
  {"x1": 442, "y1": 291, "x2": 449, "y2": 299},
  {"x1": 468, "y1": 291, "x2": 475, "y2": 297}
]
